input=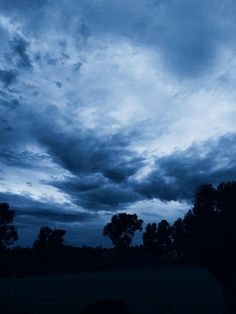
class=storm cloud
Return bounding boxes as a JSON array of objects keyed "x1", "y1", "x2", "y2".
[
  {"x1": 49, "y1": 133, "x2": 236, "y2": 212},
  {"x1": 136, "y1": 133, "x2": 236, "y2": 202},
  {"x1": 0, "y1": 0, "x2": 236, "y2": 246}
]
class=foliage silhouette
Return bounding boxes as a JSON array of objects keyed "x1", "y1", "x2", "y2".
[
  {"x1": 33, "y1": 226, "x2": 66, "y2": 251},
  {"x1": 155, "y1": 220, "x2": 173, "y2": 256},
  {"x1": 143, "y1": 220, "x2": 173, "y2": 257},
  {"x1": 178, "y1": 182, "x2": 236, "y2": 313},
  {"x1": 103, "y1": 213, "x2": 143, "y2": 250},
  {"x1": 171, "y1": 218, "x2": 187, "y2": 260},
  {"x1": 0, "y1": 203, "x2": 18, "y2": 250},
  {"x1": 143, "y1": 222, "x2": 159, "y2": 252}
]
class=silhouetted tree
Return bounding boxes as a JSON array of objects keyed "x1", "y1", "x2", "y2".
[
  {"x1": 179, "y1": 182, "x2": 236, "y2": 313},
  {"x1": 143, "y1": 220, "x2": 173, "y2": 256},
  {"x1": 33, "y1": 226, "x2": 66, "y2": 251},
  {"x1": 0, "y1": 203, "x2": 18, "y2": 250},
  {"x1": 103, "y1": 213, "x2": 143, "y2": 251},
  {"x1": 155, "y1": 220, "x2": 173, "y2": 256},
  {"x1": 182, "y1": 184, "x2": 220, "y2": 266},
  {"x1": 172, "y1": 218, "x2": 187, "y2": 260},
  {"x1": 143, "y1": 223, "x2": 158, "y2": 251}
]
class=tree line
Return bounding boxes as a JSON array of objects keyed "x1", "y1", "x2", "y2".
[{"x1": 1, "y1": 181, "x2": 236, "y2": 313}]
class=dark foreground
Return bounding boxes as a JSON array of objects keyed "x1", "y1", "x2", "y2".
[{"x1": 0, "y1": 267, "x2": 229, "y2": 314}]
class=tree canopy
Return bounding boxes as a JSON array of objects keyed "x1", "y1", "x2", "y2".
[
  {"x1": 0, "y1": 203, "x2": 18, "y2": 250},
  {"x1": 103, "y1": 213, "x2": 143, "y2": 250},
  {"x1": 33, "y1": 226, "x2": 66, "y2": 251}
]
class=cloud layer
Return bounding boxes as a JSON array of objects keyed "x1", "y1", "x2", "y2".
[{"x1": 1, "y1": 0, "x2": 236, "y2": 246}]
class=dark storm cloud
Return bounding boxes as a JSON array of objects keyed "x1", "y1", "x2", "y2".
[
  {"x1": 18, "y1": 208, "x2": 95, "y2": 224},
  {"x1": 1, "y1": 0, "x2": 235, "y2": 77},
  {"x1": 151, "y1": 0, "x2": 219, "y2": 76},
  {"x1": 9, "y1": 37, "x2": 32, "y2": 69},
  {"x1": 0, "y1": 0, "x2": 46, "y2": 11},
  {"x1": 52, "y1": 175, "x2": 142, "y2": 211},
  {"x1": 0, "y1": 0, "x2": 236, "y2": 247},
  {"x1": 0, "y1": 191, "x2": 102, "y2": 247},
  {"x1": 77, "y1": 0, "x2": 236, "y2": 77},
  {"x1": 34, "y1": 113, "x2": 144, "y2": 183},
  {"x1": 0, "y1": 69, "x2": 17, "y2": 87},
  {"x1": 136, "y1": 133, "x2": 236, "y2": 202},
  {"x1": 49, "y1": 133, "x2": 236, "y2": 210},
  {"x1": 32, "y1": 115, "x2": 145, "y2": 209},
  {"x1": 0, "y1": 150, "x2": 49, "y2": 168},
  {"x1": 0, "y1": 96, "x2": 32, "y2": 153},
  {"x1": 0, "y1": 0, "x2": 47, "y2": 29},
  {"x1": 0, "y1": 191, "x2": 95, "y2": 224},
  {"x1": 0, "y1": 91, "x2": 143, "y2": 189}
]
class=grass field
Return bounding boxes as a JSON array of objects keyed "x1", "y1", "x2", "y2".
[{"x1": 0, "y1": 267, "x2": 229, "y2": 314}]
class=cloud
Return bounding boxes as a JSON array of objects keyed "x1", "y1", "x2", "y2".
[
  {"x1": 52, "y1": 174, "x2": 142, "y2": 211},
  {"x1": 50, "y1": 0, "x2": 236, "y2": 77},
  {"x1": 136, "y1": 133, "x2": 236, "y2": 202},
  {"x1": 0, "y1": 191, "x2": 105, "y2": 247},
  {"x1": 18, "y1": 208, "x2": 95, "y2": 224},
  {"x1": 36, "y1": 125, "x2": 144, "y2": 183},
  {"x1": 0, "y1": 150, "x2": 50, "y2": 168},
  {"x1": 0, "y1": 69, "x2": 17, "y2": 87},
  {"x1": 2, "y1": 0, "x2": 236, "y2": 78},
  {"x1": 9, "y1": 37, "x2": 32, "y2": 69},
  {"x1": 0, "y1": 0, "x2": 236, "y2": 246},
  {"x1": 48, "y1": 133, "x2": 236, "y2": 211},
  {"x1": 0, "y1": 191, "x2": 96, "y2": 224}
]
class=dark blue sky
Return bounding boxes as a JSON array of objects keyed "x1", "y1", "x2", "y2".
[{"x1": 1, "y1": 0, "x2": 236, "y2": 247}]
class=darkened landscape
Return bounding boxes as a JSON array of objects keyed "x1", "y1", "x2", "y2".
[
  {"x1": 1, "y1": 1, "x2": 236, "y2": 313},
  {"x1": 1, "y1": 182, "x2": 236, "y2": 313},
  {"x1": 0, "y1": 268, "x2": 229, "y2": 314}
]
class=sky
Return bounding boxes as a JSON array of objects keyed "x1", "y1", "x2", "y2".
[{"x1": 1, "y1": 0, "x2": 236, "y2": 247}]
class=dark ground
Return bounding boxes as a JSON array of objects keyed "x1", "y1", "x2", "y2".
[{"x1": 0, "y1": 267, "x2": 229, "y2": 314}]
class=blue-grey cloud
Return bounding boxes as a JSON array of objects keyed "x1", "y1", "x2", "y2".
[
  {"x1": 0, "y1": 192, "x2": 96, "y2": 224},
  {"x1": 136, "y1": 133, "x2": 236, "y2": 202},
  {"x1": 0, "y1": 69, "x2": 17, "y2": 87},
  {"x1": 0, "y1": 191, "x2": 104, "y2": 247},
  {"x1": 0, "y1": 0, "x2": 236, "y2": 246},
  {"x1": 48, "y1": 133, "x2": 236, "y2": 211},
  {"x1": 2, "y1": 0, "x2": 235, "y2": 77},
  {"x1": 52, "y1": 175, "x2": 142, "y2": 211},
  {"x1": 0, "y1": 150, "x2": 49, "y2": 168},
  {"x1": 77, "y1": 0, "x2": 223, "y2": 76},
  {"x1": 32, "y1": 109, "x2": 144, "y2": 182},
  {"x1": 9, "y1": 37, "x2": 32, "y2": 69}
]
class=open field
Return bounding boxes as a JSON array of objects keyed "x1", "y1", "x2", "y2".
[{"x1": 0, "y1": 267, "x2": 229, "y2": 314}]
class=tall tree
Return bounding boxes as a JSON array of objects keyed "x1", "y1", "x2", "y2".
[
  {"x1": 143, "y1": 223, "x2": 158, "y2": 251},
  {"x1": 155, "y1": 220, "x2": 173, "y2": 256},
  {"x1": 103, "y1": 213, "x2": 143, "y2": 250},
  {"x1": 172, "y1": 218, "x2": 186, "y2": 260},
  {"x1": 180, "y1": 182, "x2": 236, "y2": 313},
  {"x1": 33, "y1": 226, "x2": 66, "y2": 251},
  {"x1": 0, "y1": 203, "x2": 18, "y2": 250}
]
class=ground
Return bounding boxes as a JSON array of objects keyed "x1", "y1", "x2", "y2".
[{"x1": 0, "y1": 267, "x2": 229, "y2": 314}]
